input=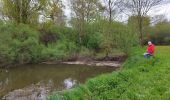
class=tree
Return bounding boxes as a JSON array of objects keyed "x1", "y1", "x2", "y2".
[
  {"x1": 1, "y1": 0, "x2": 47, "y2": 24},
  {"x1": 99, "y1": 0, "x2": 122, "y2": 57},
  {"x1": 151, "y1": 14, "x2": 168, "y2": 25},
  {"x1": 122, "y1": 0, "x2": 163, "y2": 45},
  {"x1": 128, "y1": 16, "x2": 150, "y2": 35},
  {"x1": 42, "y1": 0, "x2": 65, "y2": 26},
  {"x1": 70, "y1": 0, "x2": 102, "y2": 22},
  {"x1": 148, "y1": 21, "x2": 170, "y2": 45},
  {"x1": 70, "y1": 0, "x2": 102, "y2": 44},
  {"x1": 102, "y1": 0, "x2": 122, "y2": 23}
]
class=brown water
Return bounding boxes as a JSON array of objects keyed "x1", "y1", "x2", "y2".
[{"x1": 0, "y1": 64, "x2": 117, "y2": 98}]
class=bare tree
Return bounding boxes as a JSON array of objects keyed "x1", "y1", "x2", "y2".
[
  {"x1": 103, "y1": 0, "x2": 122, "y2": 23},
  {"x1": 151, "y1": 14, "x2": 168, "y2": 25},
  {"x1": 122, "y1": 0, "x2": 163, "y2": 45}
]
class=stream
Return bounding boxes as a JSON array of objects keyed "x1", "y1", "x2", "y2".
[{"x1": 0, "y1": 64, "x2": 118, "y2": 99}]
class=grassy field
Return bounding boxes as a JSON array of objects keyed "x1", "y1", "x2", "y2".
[{"x1": 48, "y1": 46, "x2": 170, "y2": 100}]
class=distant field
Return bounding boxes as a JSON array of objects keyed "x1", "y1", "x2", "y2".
[{"x1": 49, "y1": 46, "x2": 170, "y2": 100}]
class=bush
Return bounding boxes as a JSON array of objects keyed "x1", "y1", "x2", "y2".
[
  {"x1": 100, "y1": 21, "x2": 138, "y2": 56},
  {"x1": 41, "y1": 40, "x2": 78, "y2": 61},
  {"x1": 114, "y1": 25, "x2": 138, "y2": 55},
  {"x1": 0, "y1": 23, "x2": 42, "y2": 66},
  {"x1": 83, "y1": 32, "x2": 103, "y2": 52},
  {"x1": 39, "y1": 22, "x2": 77, "y2": 46}
]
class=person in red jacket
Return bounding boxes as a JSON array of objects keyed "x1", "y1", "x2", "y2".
[{"x1": 144, "y1": 41, "x2": 155, "y2": 58}]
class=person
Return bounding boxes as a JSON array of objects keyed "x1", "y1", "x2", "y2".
[{"x1": 143, "y1": 41, "x2": 155, "y2": 58}]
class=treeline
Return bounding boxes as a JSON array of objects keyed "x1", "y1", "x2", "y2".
[
  {"x1": 147, "y1": 21, "x2": 170, "y2": 45},
  {"x1": 128, "y1": 15, "x2": 170, "y2": 45},
  {"x1": 0, "y1": 0, "x2": 169, "y2": 66},
  {"x1": 0, "y1": 20, "x2": 136, "y2": 67}
]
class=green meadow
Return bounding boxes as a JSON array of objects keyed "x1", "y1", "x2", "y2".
[{"x1": 49, "y1": 46, "x2": 170, "y2": 100}]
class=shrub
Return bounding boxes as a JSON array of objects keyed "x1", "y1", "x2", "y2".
[
  {"x1": 0, "y1": 23, "x2": 42, "y2": 66},
  {"x1": 41, "y1": 40, "x2": 78, "y2": 61},
  {"x1": 115, "y1": 26, "x2": 138, "y2": 55},
  {"x1": 39, "y1": 22, "x2": 77, "y2": 46},
  {"x1": 82, "y1": 32, "x2": 103, "y2": 52}
]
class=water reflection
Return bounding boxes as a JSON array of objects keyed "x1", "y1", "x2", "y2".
[{"x1": 64, "y1": 78, "x2": 77, "y2": 89}]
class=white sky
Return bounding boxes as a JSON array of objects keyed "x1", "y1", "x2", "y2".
[
  {"x1": 148, "y1": 3, "x2": 170, "y2": 20},
  {"x1": 62, "y1": 0, "x2": 170, "y2": 22},
  {"x1": 63, "y1": 0, "x2": 71, "y2": 19}
]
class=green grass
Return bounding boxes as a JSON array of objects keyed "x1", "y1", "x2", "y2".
[{"x1": 48, "y1": 46, "x2": 170, "y2": 100}]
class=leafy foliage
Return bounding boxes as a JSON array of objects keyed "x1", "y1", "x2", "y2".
[
  {"x1": 146, "y1": 22, "x2": 170, "y2": 45},
  {"x1": 0, "y1": 23, "x2": 42, "y2": 65},
  {"x1": 1, "y1": 0, "x2": 47, "y2": 24}
]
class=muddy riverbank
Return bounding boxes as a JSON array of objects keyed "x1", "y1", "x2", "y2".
[{"x1": 42, "y1": 55, "x2": 127, "y2": 67}]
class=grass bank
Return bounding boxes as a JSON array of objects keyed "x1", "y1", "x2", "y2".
[{"x1": 48, "y1": 46, "x2": 170, "y2": 100}]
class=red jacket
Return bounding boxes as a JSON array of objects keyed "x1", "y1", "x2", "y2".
[{"x1": 147, "y1": 44, "x2": 155, "y2": 54}]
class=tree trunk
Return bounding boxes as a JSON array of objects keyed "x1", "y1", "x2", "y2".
[
  {"x1": 138, "y1": 15, "x2": 143, "y2": 46},
  {"x1": 109, "y1": 0, "x2": 112, "y2": 23}
]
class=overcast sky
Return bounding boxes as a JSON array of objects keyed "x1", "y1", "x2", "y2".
[
  {"x1": 62, "y1": 0, "x2": 170, "y2": 22},
  {"x1": 149, "y1": 1, "x2": 170, "y2": 20}
]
